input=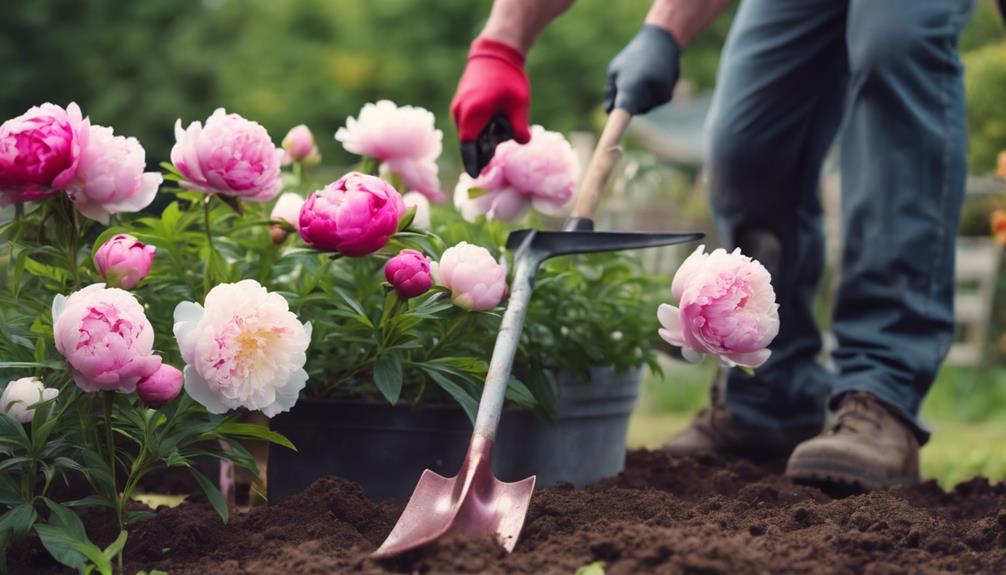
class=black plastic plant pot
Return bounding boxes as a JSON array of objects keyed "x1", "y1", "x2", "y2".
[{"x1": 267, "y1": 366, "x2": 642, "y2": 501}]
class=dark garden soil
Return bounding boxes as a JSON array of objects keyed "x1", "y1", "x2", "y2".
[{"x1": 11, "y1": 450, "x2": 1006, "y2": 574}]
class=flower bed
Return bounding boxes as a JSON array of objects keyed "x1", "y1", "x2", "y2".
[{"x1": 9, "y1": 450, "x2": 1006, "y2": 574}]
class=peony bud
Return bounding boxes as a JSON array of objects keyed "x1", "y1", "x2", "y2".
[
  {"x1": 1, "y1": 377, "x2": 58, "y2": 423},
  {"x1": 281, "y1": 124, "x2": 321, "y2": 166},
  {"x1": 270, "y1": 192, "x2": 305, "y2": 244},
  {"x1": 298, "y1": 172, "x2": 405, "y2": 257},
  {"x1": 94, "y1": 234, "x2": 156, "y2": 290},
  {"x1": 402, "y1": 191, "x2": 431, "y2": 230},
  {"x1": 385, "y1": 249, "x2": 433, "y2": 299},
  {"x1": 436, "y1": 242, "x2": 508, "y2": 311},
  {"x1": 136, "y1": 364, "x2": 184, "y2": 407}
]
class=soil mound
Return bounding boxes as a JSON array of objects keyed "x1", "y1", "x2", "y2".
[{"x1": 11, "y1": 450, "x2": 1006, "y2": 574}]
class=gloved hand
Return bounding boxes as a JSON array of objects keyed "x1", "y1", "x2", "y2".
[
  {"x1": 451, "y1": 38, "x2": 532, "y2": 177},
  {"x1": 604, "y1": 24, "x2": 681, "y2": 115}
]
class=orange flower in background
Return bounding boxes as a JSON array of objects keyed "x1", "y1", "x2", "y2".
[
  {"x1": 997, "y1": 150, "x2": 1006, "y2": 180},
  {"x1": 991, "y1": 209, "x2": 1006, "y2": 246}
]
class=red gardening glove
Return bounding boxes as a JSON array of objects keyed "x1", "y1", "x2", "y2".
[{"x1": 451, "y1": 38, "x2": 532, "y2": 177}]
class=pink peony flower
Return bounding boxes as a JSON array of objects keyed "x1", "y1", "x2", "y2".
[
  {"x1": 0, "y1": 102, "x2": 88, "y2": 205},
  {"x1": 402, "y1": 191, "x2": 431, "y2": 230},
  {"x1": 136, "y1": 364, "x2": 184, "y2": 407},
  {"x1": 385, "y1": 249, "x2": 433, "y2": 299},
  {"x1": 336, "y1": 100, "x2": 443, "y2": 202},
  {"x1": 93, "y1": 234, "x2": 157, "y2": 290},
  {"x1": 435, "y1": 242, "x2": 508, "y2": 311},
  {"x1": 299, "y1": 172, "x2": 405, "y2": 257},
  {"x1": 173, "y1": 279, "x2": 311, "y2": 417},
  {"x1": 171, "y1": 108, "x2": 283, "y2": 202},
  {"x1": 454, "y1": 125, "x2": 578, "y2": 222},
  {"x1": 270, "y1": 192, "x2": 305, "y2": 243},
  {"x1": 66, "y1": 124, "x2": 161, "y2": 224},
  {"x1": 657, "y1": 245, "x2": 780, "y2": 368},
  {"x1": 380, "y1": 157, "x2": 444, "y2": 203},
  {"x1": 281, "y1": 124, "x2": 320, "y2": 166},
  {"x1": 53, "y1": 284, "x2": 162, "y2": 393},
  {"x1": 1, "y1": 377, "x2": 59, "y2": 423}
]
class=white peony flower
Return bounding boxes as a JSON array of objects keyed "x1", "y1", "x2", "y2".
[
  {"x1": 173, "y1": 279, "x2": 311, "y2": 417},
  {"x1": 1, "y1": 377, "x2": 59, "y2": 423}
]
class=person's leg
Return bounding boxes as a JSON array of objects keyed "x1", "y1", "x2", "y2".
[
  {"x1": 786, "y1": 0, "x2": 974, "y2": 490},
  {"x1": 831, "y1": 0, "x2": 974, "y2": 442},
  {"x1": 706, "y1": 0, "x2": 847, "y2": 434}
]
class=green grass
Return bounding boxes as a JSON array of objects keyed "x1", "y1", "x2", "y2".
[{"x1": 632, "y1": 359, "x2": 1006, "y2": 487}]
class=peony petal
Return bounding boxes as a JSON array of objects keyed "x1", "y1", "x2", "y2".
[
  {"x1": 681, "y1": 347, "x2": 704, "y2": 363},
  {"x1": 182, "y1": 365, "x2": 231, "y2": 414},
  {"x1": 261, "y1": 368, "x2": 308, "y2": 418},
  {"x1": 724, "y1": 348, "x2": 772, "y2": 369}
]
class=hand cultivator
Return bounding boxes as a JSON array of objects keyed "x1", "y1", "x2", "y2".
[{"x1": 372, "y1": 108, "x2": 703, "y2": 558}]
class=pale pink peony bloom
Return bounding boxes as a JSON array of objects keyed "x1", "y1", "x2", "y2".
[
  {"x1": 65, "y1": 124, "x2": 162, "y2": 224},
  {"x1": 53, "y1": 284, "x2": 162, "y2": 393},
  {"x1": 402, "y1": 191, "x2": 431, "y2": 230},
  {"x1": 93, "y1": 234, "x2": 157, "y2": 290},
  {"x1": 1, "y1": 377, "x2": 59, "y2": 423},
  {"x1": 298, "y1": 172, "x2": 405, "y2": 257},
  {"x1": 454, "y1": 125, "x2": 578, "y2": 222},
  {"x1": 173, "y1": 279, "x2": 311, "y2": 417},
  {"x1": 136, "y1": 364, "x2": 184, "y2": 407},
  {"x1": 657, "y1": 245, "x2": 780, "y2": 368},
  {"x1": 385, "y1": 249, "x2": 433, "y2": 299},
  {"x1": 435, "y1": 242, "x2": 508, "y2": 311},
  {"x1": 380, "y1": 157, "x2": 444, "y2": 202},
  {"x1": 281, "y1": 124, "x2": 320, "y2": 166},
  {"x1": 171, "y1": 108, "x2": 283, "y2": 202},
  {"x1": 0, "y1": 102, "x2": 88, "y2": 205},
  {"x1": 336, "y1": 100, "x2": 444, "y2": 202}
]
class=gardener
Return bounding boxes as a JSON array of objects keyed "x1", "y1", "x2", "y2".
[{"x1": 451, "y1": 0, "x2": 977, "y2": 490}]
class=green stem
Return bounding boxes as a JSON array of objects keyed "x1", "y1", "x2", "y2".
[
  {"x1": 102, "y1": 391, "x2": 123, "y2": 573},
  {"x1": 426, "y1": 313, "x2": 472, "y2": 360},
  {"x1": 203, "y1": 196, "x2": 216, "y2": 298},
  {"x1": 293, "y1": 161, "x2": 303, "y2": 189}
]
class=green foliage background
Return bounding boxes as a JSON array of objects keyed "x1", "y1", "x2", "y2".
[{"x1": 0, "y1": 0, "x2": 732, "y2": 169}]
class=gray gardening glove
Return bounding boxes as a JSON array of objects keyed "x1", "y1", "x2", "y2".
[{"x1": 604, "y1": 24, "x2": 681, "y2": 114}]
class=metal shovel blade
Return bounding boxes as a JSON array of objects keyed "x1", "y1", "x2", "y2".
[{"x1": 371, "y1": 436, "x2": 536, "y2": 558}]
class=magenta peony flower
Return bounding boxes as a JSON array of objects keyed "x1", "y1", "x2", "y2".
[
  {"x1": 171, "y1": 108, "x2": 283, "y2": 202},
  {"x1": 336, "y1": 100, "x2": 443, "y2": 202},
  {"x1": 658, "y1": 245, "x2": 780, "y2": 368},
  {"x1": 435, "y1": 242, "x2": 508, "y2": 311},
  {"x1": 53, "y1": 284, "x2": 162, "y2": 393},
  {"x1": 136, "y1": 364, "x2": 183, "y2": 407},
  {"x1": 402, "y1": 191, "x2": 431, "y2": 230},
  {"x1": 299, "y1": 172, "x2": 405, "y2": 257},
  {"x1": 93, "y1": 234, "x2": 156, "y2": 290},
  {"x1": 454, "y1": 125, "x2": 578, "y2": 222},
  {"x1": 281, "y1": 124, "x2": 320, "y2": 166},
  {"x1": 66, "y1": 124, "x2": 162, "y2": 224},
  {"x1": 385, "y1": 249, "x2": 433, "y2": 299},
  {"x1": 173, "y1": 279, "x2": 311, "y2": 417},
  {"x1": 0, "y1": 102, "x2": 88, "y2": 205},
  {"x1": 1, "y1": 377, "x2": 59, "y2": 423}
]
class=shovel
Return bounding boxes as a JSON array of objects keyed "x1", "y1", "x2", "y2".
[{"x1": 371, "y1": 108, "x2": 703, "y2": 558}]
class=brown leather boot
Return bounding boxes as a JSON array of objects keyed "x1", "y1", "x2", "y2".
[
  {"x1": 786, "y1": 391, "x2": 921, "y2": 490},
  {"x1": 664, "y1": 403, "x2": 821, "y2": 461}
]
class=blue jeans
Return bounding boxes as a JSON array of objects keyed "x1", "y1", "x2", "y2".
[{"x1": 706, "y1": 0, "x2": 974, "y2": 444}]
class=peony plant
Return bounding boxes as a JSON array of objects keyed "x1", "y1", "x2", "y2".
[{"x1": 0, "y1": 102, "x2": 297, "y2": 574}]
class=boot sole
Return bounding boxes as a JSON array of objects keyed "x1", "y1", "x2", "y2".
[{"x1": 786, "y1": 455, "x2": 920, "y2": 492}]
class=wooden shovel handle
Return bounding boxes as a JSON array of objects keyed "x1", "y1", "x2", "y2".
[{"x1": 569, "y1": 108, "x2": 632, "y2": 220}]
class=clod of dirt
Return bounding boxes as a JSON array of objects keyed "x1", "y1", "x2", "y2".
[{"x1": 9, "y1": 450, "x2": 1006, "y2": 574}]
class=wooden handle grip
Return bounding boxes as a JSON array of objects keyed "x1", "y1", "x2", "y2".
[{"x1": 569, "y1": 108, "x2": 632, "y2": 220}]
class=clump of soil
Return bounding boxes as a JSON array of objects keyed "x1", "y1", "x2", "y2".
[{"x1": 12, "y1": 450, "x2": 1006, "y2": 574}]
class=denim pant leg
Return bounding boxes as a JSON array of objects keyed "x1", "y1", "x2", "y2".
[
  {"x1": 833, "y1": 0, "x2": 974, "y2": 444},
  {"x1": 706, "y1": 0, "x2": 848, "y2": 432}
]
